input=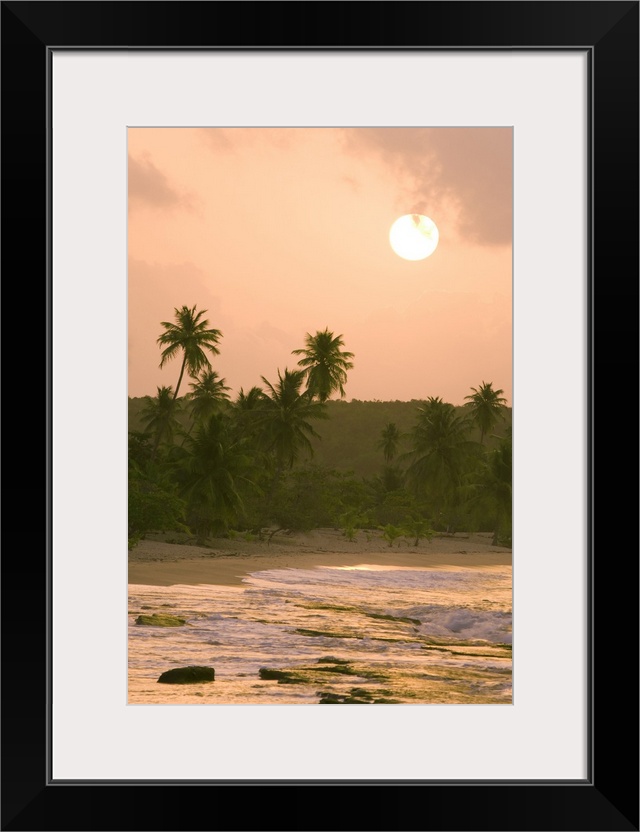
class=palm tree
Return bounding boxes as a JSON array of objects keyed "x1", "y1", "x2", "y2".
[
  {"x1": 260, "y1": 369, "x2": 328, "y2": 471},
  {"x1": 175, "y1": 413, "x2": 255, "y2": 540},
  {"x1": 377, "y1": 422, "x2": 402, "y2": 463},
  {"x1": 186, "y1": 370, "x2": 230, "y2": 425},
  {"x1": 403, "y1": 397, "x2": 479, "y2": 526},
  {"x1": 235, "y1": 386, "x2": 266, "y2": 412},
  {"x1": 139, "y1": 386, "x2": 183, "y2": 454},
  {"x1": 467, "y1": 429, "x2": 512, "y2": 545},
  {"x1": 464, "y1": 381, "x2": 507, "y2": 444},
  {"x1": 157, "y1": 305, "x2": 223, "y2": 401},
  {"x1": 292, "y1": 328, "x2": 354, "y2": 402},
  {"x1": 231, "y1": 386, "x2": 268, "y2": 447}
]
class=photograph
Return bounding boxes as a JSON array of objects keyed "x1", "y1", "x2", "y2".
[
  {"x1": 2, "y1": 0, "x2": 637, "y2": 828},
  {"x1": 127, "y1": 126, "x2": 513, "y2": 705}
]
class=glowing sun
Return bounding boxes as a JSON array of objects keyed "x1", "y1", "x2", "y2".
[{"x1": 389, "y1": 214, "x2": 439, "y2": 260}]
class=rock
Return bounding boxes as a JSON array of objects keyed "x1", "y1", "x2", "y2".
[
  {"x1": 259, "y1": 668, "x2": 290, "y2": 680},
  {"x1": 135, "y1": 613, "x2": 186, "y2": 627},
  {"x1": 317, "y1": 656, "x2": 351, "y2": 665},
  {"x1": 157, "y1": 666, "x2": 215, "y2": 684},
  {"x1": 317, "y1": 691, "x2": 343, "y2": 704},
  {"x1": 258, "y1": 668, "x2": 307, "y2": 684}
]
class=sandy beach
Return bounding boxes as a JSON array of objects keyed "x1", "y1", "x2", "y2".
[
  {"x1": 129, "y1": 528, "x2": 513, "y2": 705},
  {"x1": 128, "y1": 528, "x2": 512, "y2": 587}
]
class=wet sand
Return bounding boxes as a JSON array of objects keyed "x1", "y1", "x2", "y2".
[{"x1": 128, "y1": 528, "x2": 511, "y2": 587}]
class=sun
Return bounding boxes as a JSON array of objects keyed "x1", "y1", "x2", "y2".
[{"x1": 389, "y1": 214, "x2": 439, "y2": 260}]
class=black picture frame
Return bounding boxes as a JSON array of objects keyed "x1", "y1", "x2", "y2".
[{"x1": 2, "y1": 2, "x2": 638, "y2": 830}]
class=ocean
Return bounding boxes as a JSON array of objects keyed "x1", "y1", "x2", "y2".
[{"x1": 128, "y1": 562, "x2": 512, "y2": 704}]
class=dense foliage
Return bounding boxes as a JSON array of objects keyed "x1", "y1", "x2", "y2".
[{"x1": 129, "y1": 305, "x2": 512, "y2": 548}]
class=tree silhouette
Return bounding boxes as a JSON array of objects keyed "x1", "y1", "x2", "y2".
[
  {"x1": 403, "y1": 397, "x2": 478, "y2": 525},
  {"x1": 464, "y1": 381, "x2": 507, "y2": 444},
  {"x1": 260, "y1": 369, "x2": 328, "y2": 470},
  {"x1": 176, "y1": 413, "x2": 254, "y2": 539},
  {"x1": 467, "y1": 428, "x2": 512, "y2": 545},
  {"x1": 140, "y1": 386, "x2": 183, "y2": 454},
  {"x1": 186, "y1": 370, "x2": 230, "y2": 425},
  {"x1": 292, "y1": 328, "x2": 354, "y2": 402},
  {"x1": 157, "y1": 305, "x2": 222, "y2": 401},
  {"x1": 377, "y1": 422, "x2": 402, "y2": 463},
  {"x1": 231, "y1": 386, "x2": 269, "y2": 447}
]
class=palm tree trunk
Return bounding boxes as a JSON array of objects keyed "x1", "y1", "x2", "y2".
[{"x1": 173, "y1": 354, "x2": 188, "y2": 401}]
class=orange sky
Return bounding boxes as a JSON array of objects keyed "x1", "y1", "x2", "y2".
[{"x1": 128, "y1": 127, "x2": 512, "y2": 405}]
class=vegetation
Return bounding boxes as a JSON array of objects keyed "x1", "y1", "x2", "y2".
[
  {"x1": 464, "y1": 381, "x2": 507, "y2": 445},
  {"x1": 185, "y1": 370, "x2": 230, "y2": 427},
  {"x1": 157, "y1": 305, "x2": 223, "y2": 401},
  {"x1": 292, "y1": 328, "x2": 354, "y2": 403},
  {"x1": 128, "y1": 305, "x2": 512, "y2": 549},
  {"x1": 173, "y1": 412, "x2": 255, "y2": 541},
  {"x1": 403, "y1": 397, "x2": 480, "y2": 531},
  {"x1": 140, "y1": 386, "x2": 183, "y2": 455},
  {"x1": 377, "y1": 422, "x2": 402, "y2": 464}
]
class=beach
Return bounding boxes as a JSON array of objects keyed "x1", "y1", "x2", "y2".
[
  {"x1": 128, "y1": 529, "x2": 512, "y2": 704},
  {"x1": 128, "y1": 528, "x2": 512, "y2": 588}
]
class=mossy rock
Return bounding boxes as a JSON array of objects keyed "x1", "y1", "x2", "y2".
[
  {"x1": 318, "y1": 692, "x2": 344, "y2": 704},
  {"x1": 294, "y1": 628, "x2": 360, "y2": 639},
  {"x1": 317, "y1": 656, "x2": 351, "y2": 665},
  {"x1": 157, "y1": 666, "x2": 215, "y2": 684},
  {"x1": 135, "y1": 613, "x2": 186, "y2": 627},
  {"x1": 318, "y1": 686, "x2": 399, "y2": 704},
  {"x1": 258, "y1": 668, "x2": 308, "y2": 684},
  {"x1": 318, "y1": 693, "x2": 370, "y2": 704},
  {"x1": 308, "y1": 664, "x2": 357, "y2": 675},
  {"x1": 258, "y1": 668, "x2": 290, "y2": 681}
]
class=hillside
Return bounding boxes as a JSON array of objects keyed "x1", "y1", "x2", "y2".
[{"x1": 128, "y1": 397, "x2": 512, "y2": 479}]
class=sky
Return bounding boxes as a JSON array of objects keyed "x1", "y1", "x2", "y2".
[{"x1": 128, "y1": 127, "x2": 512, "y2": 405}]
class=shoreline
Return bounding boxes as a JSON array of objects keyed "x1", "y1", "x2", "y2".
[{"x1": 128, "y1": 528, "x2": 512, "y2": 587}]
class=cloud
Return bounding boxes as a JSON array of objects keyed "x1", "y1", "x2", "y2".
[
  {"x1": 128, "y1": 153, "x2": 195, "y2": 211},
  {"x1": 198, "y1": 127, "x2": 299, "y2": 153},
  {"x1": 343, "y1": 128, "x2": 512, "y2": 246},
  {"x1": 254, "y1": 320, "x2": 295, "y2": 350},
  {"x1": 197, "y1": 128, "x2": 235, "y2": 152}
]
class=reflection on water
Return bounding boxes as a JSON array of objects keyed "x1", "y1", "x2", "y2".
[{"x1": 128, "y1": 562, "x2": 512, "y2": 704}]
